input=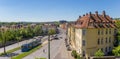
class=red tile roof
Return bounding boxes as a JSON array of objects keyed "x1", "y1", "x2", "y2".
[{"x1": 74, "y1": 11, "x2": 116, "y2": 28}]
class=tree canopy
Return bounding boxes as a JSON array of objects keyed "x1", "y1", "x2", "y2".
[
  {"x1": 48, "y1": 29, "x2": 56, "y2": 35},
  {"x1": 112, "y1": 45, "x2": 120, "y2": 56},
  {"x1": 94, "y1": 49, "x2": 104, "y2": 57}
]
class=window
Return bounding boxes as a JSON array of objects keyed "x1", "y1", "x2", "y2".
[
  {"x1": 114, "y1": 29, "x2": 117, "y2": 34},
  {"x1": 83, "y1": 51, "x2": 85, "y2": 56},
  {"x1": 109, "y1": 47, "x2": 111, "y2": 52},
  {"x1": 106, "y1": 37, "x2": 108, "y2": 43},
  {"x1": 101, "y1": 38, "x2": 103, "y2": 44},
  {"x1": 101, "y1": 29, "x2": 103, "y2": 35},
  {"x1": 105, "y1": 47, "x2": 107, "y2": 52},
  {"x1": 109, "y1": 37, "x2": 111, "y2": 43},
  {"x1": 109, "y1": 29, "x2": 111, "y2": 34},
  {"x1": 82, "y1": 29, "x2": 86, "y2": 36},
  {"x1": 82, "y1": 40, "x2": 85, "y2": 46},
  {"x1": 106, "y1": 29, "x2": 108, "y2": 34},
  {"x1": 98, "y1": 38, "x2": 100, "y2": 45},
  {"x1": 98, "y1": 29, "x2": 100, "y2": 35}
]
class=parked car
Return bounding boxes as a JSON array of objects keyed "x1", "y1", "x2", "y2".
[
  {"x1": 66, "y1": 44, "x2": 69, "y2": 47},
  {"x1": 60, "y1": 37, "x2": 62, "y2": 39},
  {"x1": 54, "y1": 37, "x2": 59, "y2": 40},
  {"x1": 67, "y1": 46, "x2": 71, "y2": 51}
]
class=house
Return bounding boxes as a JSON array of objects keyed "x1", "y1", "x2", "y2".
[
  {"x1": 67, "y1": 11, "x2": 117, "y2": 59},
  {"x1": 42, "y1": 24, "x2": 57, "y2": 35}
]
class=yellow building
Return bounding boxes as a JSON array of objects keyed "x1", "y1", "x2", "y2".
[{"x1": 67, "y1": 11, "x2": 116, "y2": 58}]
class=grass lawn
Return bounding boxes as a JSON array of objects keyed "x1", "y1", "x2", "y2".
[
  {"x1": 35, "y1": 57, "x2": 46, "y2": 59},
  {"x1": 11, "y1": 45, "x2": 42, "y2": 59},
  {"x1": 0, "y1": 47, "x2": 20, "y2": 56}
]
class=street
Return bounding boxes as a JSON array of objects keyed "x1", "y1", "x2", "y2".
[
  {"x1": 0, "y1": 35, "x2": 47, "y2": 59},
  {"x1": 0, "y1": 28, "x2": 73, "y2": 59},
  {"x1": 23, "y1": 28, "x2": 73, "y2": 59}
]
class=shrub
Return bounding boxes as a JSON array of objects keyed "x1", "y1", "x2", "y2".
[
  {"x1": 76, "y1": 54, "x2": 82, "y2": 59},
  {"x1": 94, "y1": 49, "x2": 104, "y2": 57},
  {"x1": 71, "y1": 50, "x2": 78, "y2": 58}
]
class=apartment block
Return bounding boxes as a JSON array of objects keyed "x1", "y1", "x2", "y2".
[{"x1": 67, "y1": 11, "x2": 116, "y2": 58}]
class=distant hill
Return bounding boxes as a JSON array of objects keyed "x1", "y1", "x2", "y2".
[{"x1": 114, "y1": 18, "x2": 120, "y2": 20}]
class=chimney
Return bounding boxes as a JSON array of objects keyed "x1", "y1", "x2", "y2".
[
  {"x1": 86, "y1": 13, "x2": 88, "y2": 16},
  {"x1": 102, "y1": 10, "x2": 106, "y2": 17},
  {"x1": 89, "y1": 12, "x2": 92, "y2": 17},
  {"x1": 83, "y1": 14, "x2": 85, "y2": 16},
  {"x1": 79, "y1": 16, "x2": 81, "y2": 18},
  {"x1": 95, "y1": 11, "x2": 98, "y2": 16}
]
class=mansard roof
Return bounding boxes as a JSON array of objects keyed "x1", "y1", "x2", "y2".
[{"x1": 75, "y1": 11, "x2": 116, "y2": 28}]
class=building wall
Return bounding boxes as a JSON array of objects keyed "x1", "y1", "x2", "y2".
[
  {"x1": 70, "y1": 27, "x2": 76, "y2": 48},
  {"x1": 75, "y1": 28, "x2": 82, "y2": 55},
  {"x1": 68, "y1": 27, "x2": 115, "y2": 58},
  {"x1": 60, "y1": 23, "x2": 66, "y2": 29}
]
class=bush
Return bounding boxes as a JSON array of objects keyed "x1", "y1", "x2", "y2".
[
  {"x1": 94, "y1": 49, "x2": 104, "y2": 57},
  {"x1": 71, "y1": 50, "x2": 78, "y2": 58},
  {"x1": 76, "y1": 54, "x2": 82, "y2": 59}
]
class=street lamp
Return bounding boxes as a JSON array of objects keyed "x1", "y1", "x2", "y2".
[
  {"x1": 47, "y1": 28, "x2": 55, "y2": 59},
  {"x1": 48, "y1": 34, "x2": 50, "y2": 59}
]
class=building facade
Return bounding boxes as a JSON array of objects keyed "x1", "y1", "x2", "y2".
[{"x1": 67, "y1": 11, "x2": 116, "y2": 58}]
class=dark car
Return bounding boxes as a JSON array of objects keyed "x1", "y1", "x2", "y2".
[
  {"x1": 54, "y1": 37, "x2": 59, "y2": 39},
  {"x1": 60, "y1": 37, "x2": 62, "y2": 39},
  {"x1": 67, "y1": 46, "x2": 71, "y2": 51}
]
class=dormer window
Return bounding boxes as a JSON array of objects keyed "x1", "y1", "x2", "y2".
[
  {"x1": 89, "y1": 22, "x2": 93, "y2": 26},
  {"x1": 81, "y1": 22, "x2": 83, "y2": 25},
  {"x1": 99, "y1": 23, "x2": 103, "y2": 27}
]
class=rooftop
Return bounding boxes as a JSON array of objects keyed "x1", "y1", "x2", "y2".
[{"x1": 74, "y1": 11, "x2": 116, "y2": 28}]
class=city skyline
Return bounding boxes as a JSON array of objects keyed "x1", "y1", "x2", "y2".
[{"x1": 0, "y1": 0, "x2": 120, "y2": 22}]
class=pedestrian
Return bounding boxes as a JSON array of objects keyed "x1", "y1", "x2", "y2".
[{"x1": 43, "y1": 49, "x2": 45, "y2": 53}]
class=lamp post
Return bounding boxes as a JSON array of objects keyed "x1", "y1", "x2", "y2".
[
  {"x1": 48, "y1": 34, "x2": 50, "y2": 59},
  {"x1": 48, "y1": 28, "x2": 55, "y2": 59}
]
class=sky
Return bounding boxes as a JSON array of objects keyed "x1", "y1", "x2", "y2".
[{"x1": 0, "y1": 0, "x2": 120, "y2": 22}]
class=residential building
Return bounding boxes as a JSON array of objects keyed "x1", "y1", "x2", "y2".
[
  {"x1": 67, "y1": 11, "x2": 116, "y2": 59},
  {"x1": 42, "y1": 24, "x2": 58, "y2": 34}
]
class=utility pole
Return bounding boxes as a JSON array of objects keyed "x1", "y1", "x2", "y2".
[{"x1": 48, "y1": 34, "x2": 50, "y2": 59}]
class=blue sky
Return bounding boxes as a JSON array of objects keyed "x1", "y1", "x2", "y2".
[{"x1": 0, "y1": 0, "x2": 120, "y2": 22}]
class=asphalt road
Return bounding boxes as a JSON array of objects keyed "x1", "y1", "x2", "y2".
[
  {"x1": 0, "y1": 35, "x2": 48, "y2": 59},
  {"x1": 0, "y1": 38, "x2": 35, "y2": 53},
  {"x1": 12, "y1": 36, "x2": 48, "y2": 55},
  {"x1": 23, "y1": 29, "x2": 71, "y2": 59},
  {"x1": 0, "y1": 28, "x2": 72, "y2": 59}
]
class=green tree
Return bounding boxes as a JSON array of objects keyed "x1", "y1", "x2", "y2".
[
  {"x1": 0, "y1": 30, "x2": 10, "y2": 55},
  {"x1": 115, "y1": 31, "x2": 120, "y2": 46},
  {"x1": 33, "y1": 25, "x2": 43, "y2": 36},
  {"x1": 15, "y1": 29, "x2": 22, "y2": 46},
  {"x1": 27, "y1": 25, "x2": 34, "y2": 38},
  {"x1": 48, "y1": 29, "x2": 56, "y2": 35},
  {"x1": 112, "y1": 45, "x2": 120, "y2": 56},
  {"x1": 115, "y1": 19, "x2": 120, "y2": 30},
  {"x1": 114, "y1": 20, "x2": 120, "y2": 46},
  {"x1": 54, "y1": 21, "x2": 59, "y2": 27},
  {"x1": 94, "y1": 49, "x2": 104, "y2": 57}
]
